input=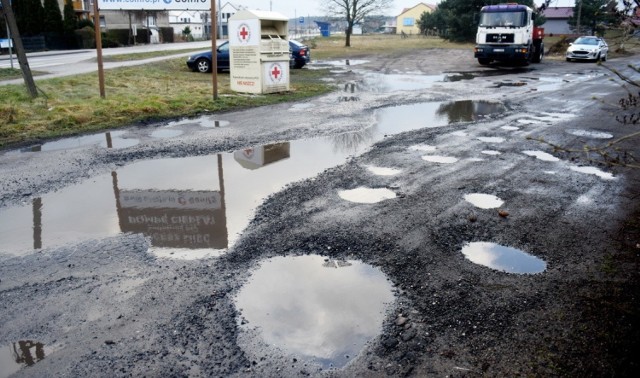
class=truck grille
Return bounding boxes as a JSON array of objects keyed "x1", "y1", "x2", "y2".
[{"x1": 486, "y1": 34, "x2": 515, "y2": 43}]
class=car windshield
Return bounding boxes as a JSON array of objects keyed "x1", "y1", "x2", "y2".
[
  {"x1": 479, "y1": 11, "x2": 527, "y2": 27},
  {"x1": 289, "y1": 40, "x2": 304, "y2": 47},
  {"x1": 574, "y1": 37, "x2": 599, "y2": 45}
]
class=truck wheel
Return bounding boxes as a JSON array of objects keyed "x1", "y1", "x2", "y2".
[
  {"x1": 532, "y1": 42, "x2": 544, "y2": 63},
  {"x1": 478, "y1": 58, "x2": 491, "y2": 65}
]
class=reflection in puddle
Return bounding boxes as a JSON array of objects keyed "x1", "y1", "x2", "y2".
[
  {"x1": 150, "y1": 129, "x2": 184, "y2": 139},
  {"x1": 421, "y1": 155, "x2": 458, "y2": 164},
  {"x1": 443, "y1": 69, "x2": 532, "y2": 82},
  {"x1": 338, "y1": 187, "x2": 397, "y2": 204},
  {"x1": 235, "y1": 255, "x2": 394, "y2": 368},
  {"x1": 14, "y1": 131, "x2": 139, "y2": 153},
  {"x1": 361, "y1": 73, "x2": 445, "y2": 92},
  {"x1": 481, "y1": 150, "x2": 502, "y2": 156},
  {"x1": 450, "y1": 130, "x2": 468, "y2": 137},
  {"x1": 567, "y1": 129, "x2": 613, "y2": 139},
  {"x1": 0, "y1": 341, "x2": 47, "y2": 378},
  {"x1": 461, "y1": 242, "x2": 547, "y2": 274},
  {"x1": 477, "y1": 136, "x2": 506, "y2": 143},
  {"x1": 522, "y1": 150, "x2": 560, "y2": 162},
  {"x1": 493, "y1": 81, "x2": 527, "y2": 88},
  {"x1": 464, "y1": 193, "x2": 504, "y2": 209},
  {"x1": 201, "y1": 119, "x2": 230, "y2": 128},
  {"x1": 437, "y1": 100, "x2": 506, "y2": 123},
  {"x1": 365, "y1": 166, "x2": 402, "y2": 176},
  {"x1": 1, "y1": 99, "x2": 505, "y2": 258},
  {"x1": 570, "y1": 166, "x2": 616, "y2": 180},
  {"x1": 501, "y1": 126, "x2": 519, "y2": 131}
]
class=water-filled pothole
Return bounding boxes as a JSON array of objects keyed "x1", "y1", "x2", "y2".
[
  {"x1": 566, "y1": 129, "x2": 613, "y2": 139},
  {"x1": 570, "y1": 166, "x2": 616, "y2": 180},
  {"x1": 338, "y1": 187, "x2": 397, "y2": 203},
  {"x1": 421, "y1": 155, "x2": 459, "y2": 164},
  {"x1": 481, "y1": 150, "x2": 502, "y2": 156},
  {"x1": 477, "y1": 136, "x2": 506, "y2": 143},
  {"x1": 10, "y1": 131, "x2": 139, "y2": 153},
  {"x1": 365, "y1": 165, "x2": 402, "y2": 176},
  {"x1": 234, "y1": 255, "x2": 395, "y2": 369},
  {"x1": 522, "y1": 150, "x2": 560, "y2": 162},
  {"x1": 464, "y1": 193, "x2": 504, "y2": 209},
  {"x1": 0, "y1": 341, "x2": 48, "y2": 378},
  {"x1": 461, "y1": 242, "x2": 547, "y2": 274}
]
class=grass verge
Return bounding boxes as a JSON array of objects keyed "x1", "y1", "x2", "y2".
[
  {"x1": 0, "y1": 58, "x2": 332, "y2": 148},
  {"x1": 0, "y1": 68, "x2": 47, "y2": 80}
]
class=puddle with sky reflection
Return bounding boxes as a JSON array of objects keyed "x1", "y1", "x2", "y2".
[
  {"x1": 461, "y1": 242, "x2": 547, "y2": 274},
  {"x1": 234, "y1": 255, "x2": 394, "y2": 368},
  {"x1": 0, "y1": 100, "x2": 504, "y2": 258}
]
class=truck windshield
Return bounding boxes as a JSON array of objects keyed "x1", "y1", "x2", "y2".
[{"x1": 479, "y1": 11, "x2": 527, "y2": 27}]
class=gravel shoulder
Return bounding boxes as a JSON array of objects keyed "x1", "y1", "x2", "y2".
[{"x1": 1, "y1": 50, "x2": 639, "y2": 377}]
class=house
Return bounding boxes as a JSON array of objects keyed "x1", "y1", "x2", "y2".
[
  {"x1": 541, "y1": 7, "x2": 573, "y2": 35},
  {"x1": 169, "y1": 11, "x2": 210, "y2": 39},
  {"x1": 396, "y1": 3, "x2": 435, "y2": 35}
]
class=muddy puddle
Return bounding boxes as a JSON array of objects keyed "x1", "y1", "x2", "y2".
[
  {"x1": 234, "y1": 255, "x2": 394, "y2": 368},
  {"x1": 0, "y1": 341, "x2": 49, "y2": 378},
  {"x1": 0, "y1": 100, "x2": 505, "y2": 258},
  {"x1": 461, "y1": 242, "x2": 547, "y2": 274}
]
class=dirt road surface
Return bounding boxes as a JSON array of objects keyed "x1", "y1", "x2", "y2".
[{"x1": 1, "y1": 49, "x2": 639, "y2": 377}]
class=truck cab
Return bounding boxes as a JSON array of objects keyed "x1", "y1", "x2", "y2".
[{"x1": 474, "y1": 3, "x2": 544, "y2": 65}]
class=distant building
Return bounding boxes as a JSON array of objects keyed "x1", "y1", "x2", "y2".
[
  {"x1": 169, "y1": 2, "x2": 241, "y2": 39},
  {"x1": 396, "y1": 3, "x2": 436, "y2": 35},
  {"x1": 541, "y1": 7, "x2": 573, "y2": 35}
]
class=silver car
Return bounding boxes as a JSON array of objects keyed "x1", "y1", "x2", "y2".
[{"x1": 566, "y1": 36, "x2": 608, "y2": 62}]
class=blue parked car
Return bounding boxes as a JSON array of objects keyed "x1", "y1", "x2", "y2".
[{"x1": 187, "y1": 40, "x2": 307, "y2": 73}]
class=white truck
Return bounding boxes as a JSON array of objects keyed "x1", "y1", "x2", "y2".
[{"x1": 474, "y1": 3, "x2": 544, "y2": 66}]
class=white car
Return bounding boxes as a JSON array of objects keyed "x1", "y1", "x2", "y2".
[{"x1": 566, "y1": 36, "x2": 608, "y2": 62}]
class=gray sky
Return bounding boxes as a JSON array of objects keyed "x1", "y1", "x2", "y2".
[{"x1": 233, "y1": 1, "x2": 578, "y2": 19}]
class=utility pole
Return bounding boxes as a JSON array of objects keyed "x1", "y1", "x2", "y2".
[
  {"x1": 1, "y1": 0, "x2": 38, "y2": 98},
  {"x1": 576, "y1": 0, "x2": 583, "y2": 35}
]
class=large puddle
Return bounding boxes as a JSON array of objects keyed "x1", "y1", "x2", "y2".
[
  {"x1": 234, "y1": 255, "x2": 394, "y2": 368},
  {"x1": 0, "y1": 100, "x2": 503, "y2": 258}
]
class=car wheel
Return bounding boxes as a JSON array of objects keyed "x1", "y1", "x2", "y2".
[
  {"x1": 294, "y1": 61, "x2": 305, "y2": 69},
  {"x1": 566, "y1": 57, "x2": 571, "y2": 62},
  {"x1": 478, "y1": 58, "x2": 491, "y2": 65},
  {"x1": 532, "y1": 42, "x2": 543, "y2": 63},
  {"x1": 196, "y1": 58, "x2": 211, "y2": 73},
  {"x1": 602, "y1": 53, "x2": 607, "y2": 62}
]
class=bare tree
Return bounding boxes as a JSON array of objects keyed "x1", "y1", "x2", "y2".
[{"x1": 323, "y1": 0, "x2": 393, "y2": 47}]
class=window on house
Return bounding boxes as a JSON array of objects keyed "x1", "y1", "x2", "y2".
[
  {"x1": 99, "y1": 15, "x2": 106, "y2": 28},
  {"x1": 403, "y1": 18, "x2": 414, "y2": 26}
]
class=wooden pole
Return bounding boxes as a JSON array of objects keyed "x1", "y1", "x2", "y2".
[
  {"x1": 93, "y1": 1, "x2": 106, "y2": 98},
  {"x1": 0, "y1": 0, "x2": 38, "y2": 98},
  {"x1": 211, "y1": 2, "x2": 218, "y2": 100}
]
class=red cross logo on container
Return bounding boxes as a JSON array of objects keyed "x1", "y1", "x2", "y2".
[
  {"x1": 237, "y1": 23, "x2": 251, "y2": 44},
  {"x1": 269, "y1": 63, "x2": 284, "y2": 83}
]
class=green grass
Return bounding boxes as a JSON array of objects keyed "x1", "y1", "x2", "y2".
[
  {"x1": 0, "y1": 58, "x2": 333, "y2": 147},
  {"x1": 0, "y1": 68, "x2": 47, "y2": 80}
]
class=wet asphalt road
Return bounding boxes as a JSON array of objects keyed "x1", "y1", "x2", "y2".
[{"x1": 1, "y1": 51, "x2": 639, "y2": 377}]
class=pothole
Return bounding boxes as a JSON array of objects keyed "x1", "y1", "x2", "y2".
[
  {"x1": 421, "y1": 155, "x2": 459, "y2": 164},
  {"x1": 570, "y1": 166, "x2": 616, "y2": 180},
  {"x1": 150, "y1": 129, "x2": 184, "y2": 139},
  {"x1": 522, "y1": 150, "x2": 560, "y2": 162},
  {"x1": 477, "y1": 136, "x2": 506, "y2": 143},
  {"x1": 566, "y1": 129, "x2": 613, "y2": 139},
  {"x1": 409, "y1": 144, "x2": 437, "y2": 152},
  {"x1": 234, "y1": 255, "x2": 395, "y2": 368},
  {"x1": 365, "y1": 166, "x2": 402, "y2": 176},
  {"x1": 464, "y1": 193, "x2": 504, "y2": 209},
  {"x1": 461, "y1": 242, "x2": 547, "y2": 274},
  {"x1": 338, "y1": 187, "x2": 397, "y2": 203},
  {"x1": 481, "y1": 150, "x2": 502, "y2": 156}
]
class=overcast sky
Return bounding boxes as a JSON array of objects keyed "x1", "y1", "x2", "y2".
[{"x1": 234, "y1": 1, "x2": 578, "y2": 19}]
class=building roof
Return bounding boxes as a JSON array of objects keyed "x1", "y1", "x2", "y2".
[
  {"x1": 542, "y1": 7, "x2": 573, "y2": 19},
  {"x1": 398, "y1": 3, "x2": 436, "y2": 17}
]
